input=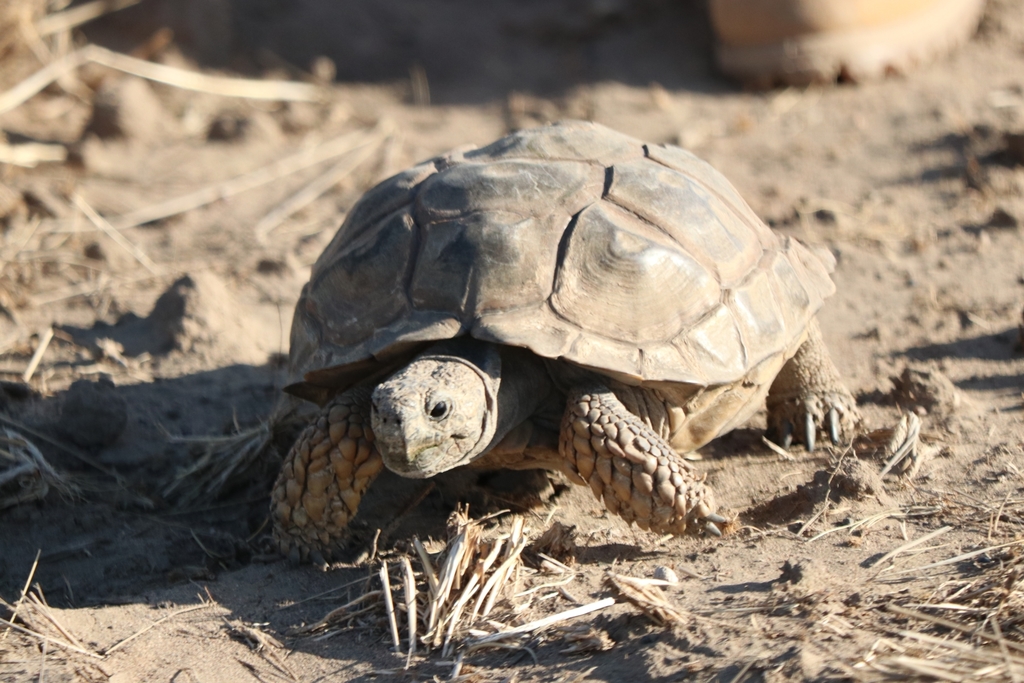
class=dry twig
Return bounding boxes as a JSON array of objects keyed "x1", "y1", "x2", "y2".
[
  {"x1": 301, "y1": 510, "x2": 538, "y2": 662},
  {"x1": 0, "y1": 428, "x2": 76, "y2": 509},
  {"x1": 870, "y1": 525, "x2": 954, "y2": 570},
  {"x1": 0, "y1": 142, "x2": 67, "y2": 167},
  {"x1": 224, "y1": 620, "x2": 297, "y2": 682},
  {"x1": 0, "y1": 584, "x2": 100, "y2": 660},
  {"x1": 21, "y1": 327, "x2": 53, "y2": 383},
  {"x1": 102, "y1": 602, "x2": 213, "y2": 655},
  {"x1": 605, "y1": 573, "x2": 688, "y2": 626},
  {"x1": 36, "y1": 0, "x2": 142, "y2": 36},
  {"x1": 466, "y1": 598, "x2": 616, "y2": 650},
  {"x1": 71, "y1": 194, "x2": 158, "y2": 274},
  {"x1": 380, "y1": 562, "x2": 401, "y2": 651},
  {"x1": 253, "y1": 133, "x2": 391, "y2": 243},
  {"x1": 2, "y1": 549, "x2": 40, "y2": 641},
  {"x1": 401, "y1": 555, "x2": 417, "y2": 664},
  {"x1": 0, "y1": 44, "x2": 322, "y2": 116},
  {"x1": 112, "y1": 122, "x2": 390, "y2": 232},
  {"x1": 163, "y1": 402, "x2": 302, "y2": 504}
]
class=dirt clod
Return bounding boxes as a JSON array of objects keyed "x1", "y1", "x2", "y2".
[
  {"x1": 891, "y1": 366, "x2": 961, "y2": 416},
  {"x1": 83, "y1": 241, "x2": 106, "y2": 261},
  {"x1": 814, "y1": 457, "x2": 888, "y2": 503},
  {"x1": 529, "y1": 520, "x2": 577, "y2": 563},
  {"x1": 778, "y1": 557, "x2": 833, "y2": 589},
  {"x1": 57, "y1": 377, "x2": 128, "y2": 449},
  {"x1": 653, "y1": 566, "x2": 679, "y2": 583},
  {"x1": 0, "y1": 380, "x2": 33, "y2": 402},
  {"x1": 63, "y1": 273, "x2": 287, "y2": 364}
]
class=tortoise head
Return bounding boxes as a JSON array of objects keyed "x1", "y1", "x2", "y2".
[{"x1": 370, "y1": 342, "x2": 500, "y2": 478}]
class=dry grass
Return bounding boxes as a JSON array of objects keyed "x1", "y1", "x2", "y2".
[
  {"x1": 162, "y1": 404, "x2": 302, "y2": 504},
  {"x1": 604, "y1": 573, "x2": 688, "y2": 627},
  {"x1": 0, "y1": 7, "x2": 387, "y2": 370},
  {"x1": 861, "y1": 540, "x2": 1024, "y2": 680},
  {"x1": 1, "y1": 552, "x2": 215, "y2": 678},
  {"x1": 833, "y1": 483, "x2": 1024, "y2": 681},
  {"x1": 293, "y1": 509, "x2": 624, "y2": 673},
  {"x1": 853, "y1": 411, "x2": 942, "y2": 482},
  {"x1": 274, "y1": 480, "x2": 1024, "y2": 679},
  {"x1": 0, "y1": 427, "x2": 76, "y2": 509},
  {"x1": 0, "y1": 0, "x2": 48, "y2": 90},
  {"x1": 224, "y1": 618, "x2": 298, "y2": 682},
  {"x1": 676, "y1": 485, "x2": 1024, "y2": 680}
]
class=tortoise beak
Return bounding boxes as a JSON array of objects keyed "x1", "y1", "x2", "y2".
[{"x1": 370, "y1": 393, "x2": 445, "y2": 478}]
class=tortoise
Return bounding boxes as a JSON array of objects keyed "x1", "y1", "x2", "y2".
[{"x1": 271, "y1": 120, "x2": 859, "y2": 562}]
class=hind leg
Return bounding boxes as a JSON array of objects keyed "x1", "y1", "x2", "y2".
[
  {"x1": 271, "y1": 387, "x2": 384, "y2": 563},
  {"x1": 767, "y1": 319, "x2": 860, "y2": 452}
]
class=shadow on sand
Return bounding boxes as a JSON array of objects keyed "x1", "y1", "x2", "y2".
[
  {"x1": 0, "y1": 358, "x2": 728, "y2": 683},
  {"x1": 82, "y1": 0, "x2": 727, "y2": 104}
]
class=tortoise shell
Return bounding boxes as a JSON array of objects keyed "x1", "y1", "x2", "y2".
[{"x1": 288, "y1": 120, "x2": 834, "y2": 396}]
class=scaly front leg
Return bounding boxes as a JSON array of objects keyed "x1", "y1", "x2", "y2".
[
  {"x1": 271, "y1": 387, "x2": 384, "y2": 563},
  {"x1": 559, "y1": 383, "x2": 725, "y2": 536}
]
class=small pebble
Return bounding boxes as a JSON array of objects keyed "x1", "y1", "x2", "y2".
[{"x1": 653, "y1": 566, "x2": 678, "y2": 584}]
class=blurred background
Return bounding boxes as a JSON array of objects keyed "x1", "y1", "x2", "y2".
[{"x1": 73, "y1": 0, "x2": 723, "y2": 101}]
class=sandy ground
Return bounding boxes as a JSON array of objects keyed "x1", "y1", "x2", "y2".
[{"x1": 2, "y1": 0, "x2": 1024, "y2": 681}]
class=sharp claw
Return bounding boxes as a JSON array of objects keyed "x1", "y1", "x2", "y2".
[
  {"x1": 704, "y1": 520, "x2": 722, "y2": 537},
  {"x1": 310, "y1": 549, "x2": 327, "y2": 569},
  {"x1": 803, "y1": 412, "x2": 816, "y2": 453},
  {"x1": 706, "y1": 513, "x2": 728, "y2": 524},
  {"x1": 778, "y1": 420, "x2": 793, "y2": 449},
  {"x1": 827, "y1": 407, "x2": 840, "y2": 444}
]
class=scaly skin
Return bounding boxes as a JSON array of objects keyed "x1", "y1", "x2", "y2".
[
  {"x1": 272, "y1": 326, "x2": 859, "y2": 560},
  {"x1": 559, "y1": 384, "x2": 722, "y2": 536},
  {"x1": 766, "y1": 319, "x2": 860, "y2": 452},
  {"x1": 271, "y1": 387, "x2": 383, "y2": 563}
]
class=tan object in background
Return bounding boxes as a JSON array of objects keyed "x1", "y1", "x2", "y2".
[{"x1": 709, "y1": 0, "x2": 987, "y2": 85}]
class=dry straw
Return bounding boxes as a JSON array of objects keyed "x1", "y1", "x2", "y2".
[
  {"x1": 1, "y1": 561, "x2": 213, "y2": 662},
  {"x1": 0, "y1": 44, "x2": 323, "y2": 117},
  {"x1": 297, "y1": 510, "x2": 620, "y2": 668},
  {"x1": 0, "y1": 427, "x2": 75, "y2": 509}
]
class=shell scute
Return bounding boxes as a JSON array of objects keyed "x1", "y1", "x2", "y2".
[
  {"x1": 411, "y1": 211, "x2": 569, "y2": 317},
  {"x1": 644, "y1": 143, "x2": 776, "y2": 251},
  {"x1": 314, "y1": 161, "x2": 435, "y2": 271},
  {"x1": 676, "y1": 306, "x2": 746, "y2": 384},
  {"x1": 291, "y1": 121, "x2": 836, "y2": 389},
  {"x1": 728, "y1": 267, "x2": 787, "y2": 365},
  {"x1": 550, "y1": 201, "x2": 720, "y2": 344},
  {"x1": 307, "y1": 209, "x2": 416, "y2": 349},
  {"x1": 606, "y1": 159, "x2": 767, "y2": 288},
  {"x1": 415, "y1": 159, "x2": 603, "y2": 224}
]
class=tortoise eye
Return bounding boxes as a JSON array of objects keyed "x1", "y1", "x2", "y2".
[{"x1": 429, "y1": 401, "x2": 449, "y2": 420}]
